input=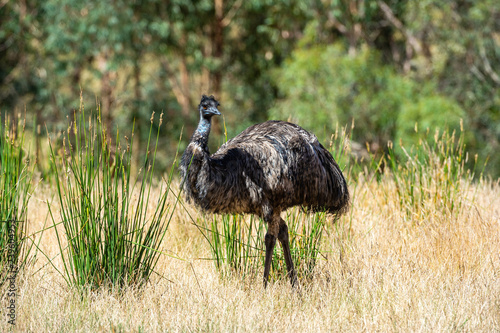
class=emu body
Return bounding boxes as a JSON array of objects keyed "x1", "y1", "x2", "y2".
[{"x1": 180, "y1": 95, "x2": 349, "y2": 287}]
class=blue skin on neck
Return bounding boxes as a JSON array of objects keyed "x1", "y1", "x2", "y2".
[
  {"x1": 194, "y1": 116, "x2": 212, "y2": 146},
  {"x1": 197, "y1": 117, "x2": 211, "y2": 135}
]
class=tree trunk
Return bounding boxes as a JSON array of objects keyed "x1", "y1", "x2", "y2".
[
  {"x1": 213, "y1": 0, "x2": 224, "y2": 98},
  {"x1": 212, "y1": 0, "x2": 224, "y2": 136},
  {"x1": 98, "y1": 53, "x2": 114, "y2": 140}
]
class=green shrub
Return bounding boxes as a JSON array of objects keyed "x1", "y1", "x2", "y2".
[
  {"x1": 396, "y1": 95, "x2": 465, "y2": 149},
  {"x1": 270, "y1": 42, "x2": 469, "y2": 155},
  {"x1": 270, "y1": 43, "x2": 412, "y2": 143}
]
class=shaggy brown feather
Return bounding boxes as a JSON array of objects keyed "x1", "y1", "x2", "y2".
[{"x1": 181, "y1": 120, "x2": 349, "y2": 219}]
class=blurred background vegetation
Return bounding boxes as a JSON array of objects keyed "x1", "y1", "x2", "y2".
[{"x1": 1, "y1": 0, "x2": 499, "y2": 177}]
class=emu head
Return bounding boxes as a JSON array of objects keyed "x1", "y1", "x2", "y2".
[{"x1": 199, "y1": 95, "x2": 221, "y2": 119}]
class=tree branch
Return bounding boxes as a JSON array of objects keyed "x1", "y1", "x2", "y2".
[
  {"x1": 377, "y1": 1, "x2": 422, "y2": 55},
  {"x1": 479, "y1": 42, "x2": 500, "y2": 85},
  {"x1": 221, "y1": 0, "x2": 243, "y2": 27}
]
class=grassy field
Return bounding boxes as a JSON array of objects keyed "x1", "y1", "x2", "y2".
[
  {"x1": 2, "y1": 171, "x2": 498, "y2": 332},
  {"x1": 1, "y1": 112, "x2": 499, "y2": 331}
]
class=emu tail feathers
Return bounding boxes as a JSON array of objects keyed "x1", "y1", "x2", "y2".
[{"x1": 315, "y1": 143, "x2": 350, "y2": 216}]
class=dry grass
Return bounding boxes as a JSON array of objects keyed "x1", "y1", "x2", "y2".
[{"x1": 2, "y1": 174, "x2": 499, "y2": 332}]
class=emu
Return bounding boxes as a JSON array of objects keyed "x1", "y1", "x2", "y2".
[{"x1": 180, "y1": 95, "x2": 349, "y2": 287}]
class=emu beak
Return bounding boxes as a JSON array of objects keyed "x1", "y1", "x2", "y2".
[{"x1": 209, "y1": 107, "x2": 221, "y2": 116}]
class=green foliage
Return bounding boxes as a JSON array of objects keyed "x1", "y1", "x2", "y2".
[
  {"x1": 271, "y1": 42, "x2": 468, "y2": 157},
  {"x1": 396, "y1": 95, "x2": 465, "y2": 149},
  {"x1": 271, "y1": 43, "x2": 398, "y2": 141},
  {"x1": 0, "y1": 113, "x2": 36, "y2": 282},
  {"x1": 46, "y1": 102, "x2": 174, "y2": 290},
  {"x1": 1, "y1": 0, "x2": 499, "y2": 177}
]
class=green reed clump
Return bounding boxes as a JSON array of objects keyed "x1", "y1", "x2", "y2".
[
  {"x1": 285, "y1": 210, "x2": 326, "y2": 280},
  {"x1": 0, "y1": 112, "x2": 36, "y2": 282},
  {"x1": 387, "y1": 122, "x2": 477, "y2": 220},
  {"x1": 207, "y1": 214, "x2": 264, "y2": 278},
  {"x1": 202, "y1": 210, "x2": 328, "y2": 283},
  {"x1": 47, "y1": 101, "x2": 173, "y2": 290}
]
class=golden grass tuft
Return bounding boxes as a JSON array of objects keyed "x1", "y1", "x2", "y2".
[{"x1": 2, "y1": 174, "x2": 499, "y2": 332}]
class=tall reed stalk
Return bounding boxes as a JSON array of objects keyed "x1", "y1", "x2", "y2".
[
  {"x1": 47, "y1": 100, "x2": 173, "y2": 290},
  {"x1": 0, "y1": 112, "x2": 36, "y2": 282}
]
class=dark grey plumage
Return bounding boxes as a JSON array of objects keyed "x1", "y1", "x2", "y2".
[{"x1": 180, "y1": 95, "x2": 349, "y2": 287}]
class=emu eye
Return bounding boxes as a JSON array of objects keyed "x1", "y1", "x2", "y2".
[{"x1": 203, "y1": 106, "x2": 207, "y2": 110}]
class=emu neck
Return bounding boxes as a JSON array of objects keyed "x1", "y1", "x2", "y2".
[{"x1": 192, "y1": 116, "x2": 212, "y2": 149}]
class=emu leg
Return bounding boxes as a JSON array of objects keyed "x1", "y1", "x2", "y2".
[
  {"x1": 278, "y1": 219, "x2": 298, "y2": 287},
  {"x1": 263, "y1": 218, "x2": 279, "y2": 288},
  {"x1": 263, "y1": 233, "x2": 276, "y2": 288}
]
